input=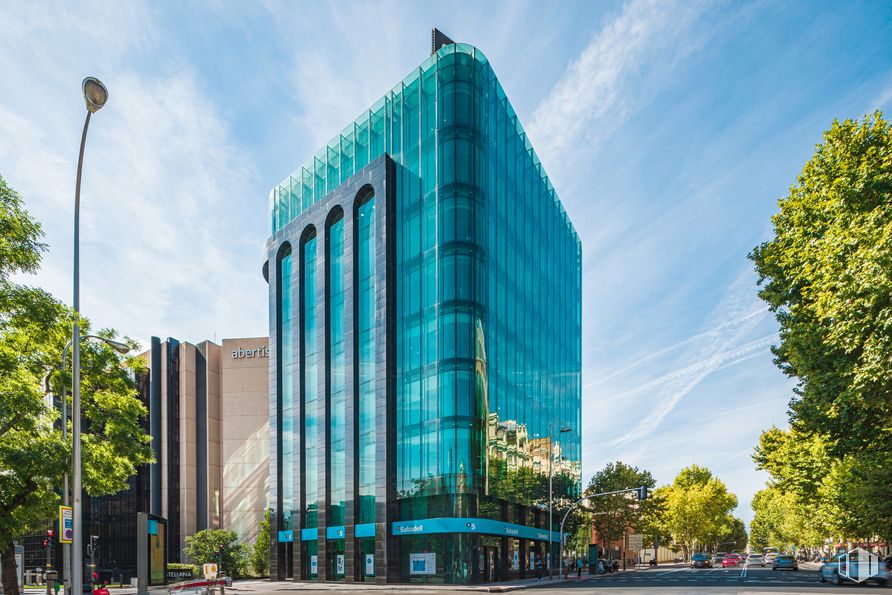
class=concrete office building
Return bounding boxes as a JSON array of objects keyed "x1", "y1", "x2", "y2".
[
  {"x1": 38, "y1": 337, "x2": 270, "y2": 582},
  {"x1": 141, "y1": 336, "x2": 269, "y2": 561},
  {"x1": 264, "y1": 31, "x2": 581, "y2": 584}
]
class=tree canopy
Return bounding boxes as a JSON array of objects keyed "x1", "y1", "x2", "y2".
[
  {"x1": 659, "y1": 465, "x2": 738, "y2": 559},
  {"x1": 0, "y1": 175, "x2": 153, "y2": 595},
  {"x1": 183, "y1": 529, "x2": 249, "y2": 578},
  {"x1": 750, "y1": 111, "x2": 892, "y2": 544},
  {"x1": 585, "y1": 461, "x2": 657, "y2": 558}
]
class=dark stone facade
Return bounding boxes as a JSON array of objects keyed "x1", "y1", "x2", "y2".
[{"x1": 265, "y1": 155, "x2": 397, "y2": 583}]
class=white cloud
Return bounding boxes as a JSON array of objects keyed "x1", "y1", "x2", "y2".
[
  {"x1": 0, "y1": 2, "x2": 268, "y2": 348},
  {"x1": 526, "y1": 0, "x2": 711, "y2": 188}
]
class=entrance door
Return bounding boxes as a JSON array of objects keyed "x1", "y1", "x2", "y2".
[{"x1": 285, "y1": 542, "x2": 293, "y2": 579}]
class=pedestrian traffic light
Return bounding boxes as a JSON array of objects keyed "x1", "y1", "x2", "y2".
[
  {"x1": 637, "y1": 486, "x2": 648, "y2": 501},
  {"x1": 42, "y1": 539, "x2": 48, "y2": 548},
  {"x1": 47, "y1": 529, "x2": 55, "y2": 540}
]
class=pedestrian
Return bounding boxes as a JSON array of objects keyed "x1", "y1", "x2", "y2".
[
  {"x1": 535, "y1": 554, "x2": 543, "y2": 580},
  {"x1": 577, "y1": 557, "x2": 583, "y2": 578}
]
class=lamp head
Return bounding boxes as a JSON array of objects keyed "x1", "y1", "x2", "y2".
[
  {"x1": 82, "y1": 77, "x2": 108, "y2": 113},
  {"x1": 560, "y1": 426, "x2": 572, "y2": 433},
  {"x1": 102, "y1": 338, "x2": 131, "y2": 354}
]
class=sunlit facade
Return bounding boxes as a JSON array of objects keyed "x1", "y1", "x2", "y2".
[{"x1": 265, "y1": 38, "x2": 581, "y2": 584}]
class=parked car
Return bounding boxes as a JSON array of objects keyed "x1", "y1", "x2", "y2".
[
  {"x1": 722, "y1": 554, "x2": 741, "y2": 567},
  {"x1": 746, "y1": 553, "x2": 764, "y2": 567},
  {"x1": 819, "y1": 551, "x2": 890, "y2": 586},
  {"x1": 771, "y1": 554, "x2": 798, "y2": 571},
  {"x1": 714, "y1": 552, "x2": 727, "y2": 564},
  {"x1": 691, "y1": 553, "x2": 712, "y2": 569}
]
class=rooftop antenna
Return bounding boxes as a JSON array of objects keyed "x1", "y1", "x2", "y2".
[{"x1": 431, "y1": 27, "x2": 456, "y2": 55}]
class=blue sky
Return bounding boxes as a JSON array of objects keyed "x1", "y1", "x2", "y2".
[{"x1": 2, "y1": 0, "x2": 891, "y2": 526}]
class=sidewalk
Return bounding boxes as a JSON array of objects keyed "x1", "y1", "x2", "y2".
[
  {"x1": 25, "y1": 576, "x2": 591, "y2": 595},
  {"x1": 229, "y1": 575, "x2": 592, "y2": 593}
]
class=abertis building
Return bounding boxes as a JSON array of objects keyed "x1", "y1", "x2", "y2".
[{"x1": 263, "y1": 31, "x2": 581, "y2": 584}]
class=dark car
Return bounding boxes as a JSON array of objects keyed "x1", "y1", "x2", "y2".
[
  {"x1": 691, "y1": 553, "x2": 712, "y2": 569},
  {"x1": 771, "y1": 554, "x2": 798, "y2": 571}
]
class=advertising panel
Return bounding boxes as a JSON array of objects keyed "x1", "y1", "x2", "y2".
[
  {"x1": 409, "y1": 553, "x2": 436, "y2": 575},
  {"x1": 149, "y1": 519, "x2": 166, "y2": 586}
]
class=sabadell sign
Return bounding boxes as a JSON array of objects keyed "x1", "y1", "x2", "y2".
[{"x1": 231, "y1": 346, "x2": 269, "y2": 359}]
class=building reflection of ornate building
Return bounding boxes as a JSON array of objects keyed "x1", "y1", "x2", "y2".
[{"x1": 486, "y1": 412, "x2": 580, "y2": 485}]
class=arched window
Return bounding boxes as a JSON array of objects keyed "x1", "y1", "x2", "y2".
[
  {"x1": 275, "y1": 243, "x2": 293, "y2": 537},
  {"x1": 354, "y1": 189, "x2": 376, "y2": 527},
  {"x1": 300, "y1": 226, "x2": 319, "y2": 580},
  {"x1": 326, "y1": 208, "x2": 347, "y2": 579}
]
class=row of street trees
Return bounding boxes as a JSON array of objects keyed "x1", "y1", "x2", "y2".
[
  {"x1": 0, "y1": 176, "x2": 153, "y2": 595},
  {"x1": 581, "y1": 462, "x2": 745, "y2": 562},
  {"x1": 748, "y1": 111, "x2": 892, "y2": 550}
]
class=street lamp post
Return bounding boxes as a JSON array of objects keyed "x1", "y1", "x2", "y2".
[
  {"x1": 59, "y1": 335, "x2": 129, "y2": 593},
  {"x1": 71, "y1": 76, "x2": 108, "y2": 595},
  {"x1": 546, "y1": 425, "x2": 571, "y2": 579}
]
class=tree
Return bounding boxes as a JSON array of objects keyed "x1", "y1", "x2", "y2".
[
  {"x1": 716, "y1": 516, "x2": 748, "y2": 552},
  {"x1": 750, "y1": 111, "x2": 892, "y2": 542},
  {"x1": 0, "y1": 175, "x2": 153, "y2": 595},
  {"x1": 184, "y1": 529, "x2": 249, "y2": 578},
  {"x1": 660, "y1": 465, "x2": 737, "y2": 560},
  {"x1": 585, "y1": 462, "x2": 657, "y2": 560},
  {"x1": 637, "y1": 486, "x2": 671, "y2": 550},
  {"x1": 250, "y1": 510, "x2": 271, "y2": 577}
]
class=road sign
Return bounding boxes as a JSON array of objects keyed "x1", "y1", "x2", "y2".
[
  {"x1": 628, "y1": 534, "x2": 643, "y2": 550},
  {"x1": 59, "y1": 506, "x2": 73, "y2": 544}
]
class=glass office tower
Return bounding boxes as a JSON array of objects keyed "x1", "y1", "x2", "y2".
[{"x1": 265, "y1": 37, "x2": 581, "y2": 584}]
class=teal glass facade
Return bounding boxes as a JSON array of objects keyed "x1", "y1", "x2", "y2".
[
  {"x1": 356, "y1": 195, "x2": 377, "y2": 525},
  {"x1": 301, "y1": 232, "x2": 319, "y2": 580},
  {"x1": 268, "y1": 42, "x2": 580, "y2": 585}
]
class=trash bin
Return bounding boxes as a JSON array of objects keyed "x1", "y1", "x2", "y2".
[{"x1": 45, "y1": 571, "x2": 58, "y2": 595}]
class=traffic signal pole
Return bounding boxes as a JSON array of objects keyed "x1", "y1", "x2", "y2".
[{"x1": 558, "y1": 486, "x2": 648, "y2": 579}]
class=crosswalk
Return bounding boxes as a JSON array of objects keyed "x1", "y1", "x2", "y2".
[{"x1": 591, "y1": 566, "x2": 820, "y2": 587}]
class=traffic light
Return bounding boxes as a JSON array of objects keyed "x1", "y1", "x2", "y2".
[
  {"x1": 637, "y1": 486, "x2": 648, "y2": 501},
  {"x1": 42, "y1": 539, "x2": 49, "y2": 548},
  {"x1": 47, "y1": 529, "x2": 55, "y2": 540}
]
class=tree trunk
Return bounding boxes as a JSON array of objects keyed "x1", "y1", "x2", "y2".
[{"x1": 1, "y1": 541, "x2": 21, "y2": 595}]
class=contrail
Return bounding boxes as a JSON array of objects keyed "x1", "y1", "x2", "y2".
[
  {"x1": 585, "y1": 307, "x2": 768, "y2": 388},
  {"x1": 608, "y1": 333, "x2": 777, "y2": 447}
]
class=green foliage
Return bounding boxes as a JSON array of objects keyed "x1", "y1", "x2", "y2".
[
  {"x1": 750, "y1": 111, "x2": 892, "y2": 543},
  {"x1": 719, "y1": 516, "x2": 748, "y2": 552},
  {"x1": 166, "y1": 563, "x2": 193, "y2": 571},
  {"x1": 0, "y1": 176, "x2": 152, "y2": 595},
  {"x1": 659, "y1": 465, "x2": 738, "y2": 559},
  {"x1": 183, "y1": 529, "x2": 249, "y2": 578},
  {"x1": 0, "y1": 175, "x2": 44, "y2": 280},
  {"x1": 585, "y1": 461, "x2": 657, "y2": 558},
  {"x1": 250, "y1": 510, "x2": 271, "y2": 577}
]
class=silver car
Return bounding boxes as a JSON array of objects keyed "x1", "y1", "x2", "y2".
[
  {"x1": 746, "y1": 553, "x2": 764, "y2": 567},
  {"x1": 819, "y1": 552, "x2": 890, "y2": 586}
]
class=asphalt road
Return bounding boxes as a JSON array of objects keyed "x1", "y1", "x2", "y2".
[
  {"x1": 229, "y1": 564, "x2": 890, "y2": 595},
  {"x1": 549, "y1": 563, "x2": 891, "y2": 593}
]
